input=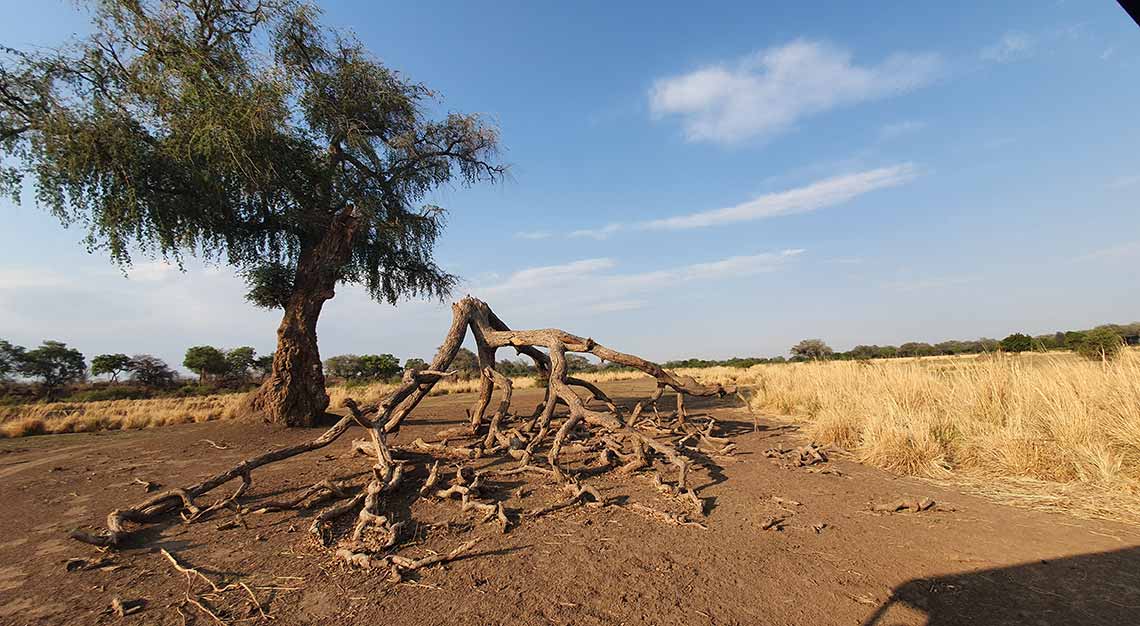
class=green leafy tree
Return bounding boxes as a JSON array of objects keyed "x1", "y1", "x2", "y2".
[
  {"x1": 898, "y1": 342, "x2": 935, "y2": 357},
  {"x1": 359, "y1": 354, "x2": 401, "y2": 380},
  {"x1": 790, "y1": 339, "x2": 833, "y2": 360},
  {"x1": 128, "y1": 355, "x2": 177, "y2": 388},
  {"x1": 183, "y1": 346, "x2": 229, "y2": 384},
  {"x1": 0, "y1": 339, "x2": 25, "y2": 381},
  {"x1": 999, "y1": 333, "x2": 1032, "y2": 353},
  {"x1": 449, "y1": 348, "x2": 480, "y2": 379},
  {"x1": 0, "y1": 1, "x2": 504, "y2": 426},
  {"x1": 403, "y1": 358, "x2": 428, "y2": 374},
  {"x1": 18, "y1": 340, "x2": 86, "y2": 399},
  {"x1": 1064, "y1": 331, "x2": 1088, "y2": 350},
  {"x1": 91, "y1": 353, "x2": 132, "y2": 383},
  {"x1": 252, "y1": 355, "x2": 275, "y2": 380},
  {"x1": 1075, "y1": 327, "x2": 1123, "y2": 361},
  {"x1": 225, "y1": 346, "x2": 257, "y2": 384}
]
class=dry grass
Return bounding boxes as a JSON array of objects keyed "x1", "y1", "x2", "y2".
[
  {"x1": 0, "y1": 394, "x2": 243, "y2": 437},
  {"x1": 723, "y1": 350, "x2": 1140, "y2": 523},
  {"x1": 3, "y1": 351, "x2": 1136, "y2": 522}
]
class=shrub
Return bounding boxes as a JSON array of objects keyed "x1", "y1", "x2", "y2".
[
  {"x1": 1076, "y1": 328, "x2": 1123, "y2": 361},
  {"x1": 999, "y1": 333, "x2": 1033, "y2": 353}
]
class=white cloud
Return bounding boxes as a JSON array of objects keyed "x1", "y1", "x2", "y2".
[
  {"x1": 514, "y1": 231, "x2": 552, "y2": 240},
  {"x1": 641, "y1": 164, "x2": 917, "y2": 231},
  {"x1": 126, "y1": 260, "x2": 180, "y2": 282},
  {"x1": 981, "y1": 31, "x2": 1034, "y2": 63},
  {"x1": 879, "y1": 120, "x2": 926, "y2": 140},
  {"x1": 569, "y1": 223, "x2": 623, "y2": 240},
  {"x1": 483, "y1": 258, "x2": 616, "y2": 294},
  {"x1": 649, "y1": 39, "x2": 940, "y2": 144},
  {"x1": 1101, "y1": 47, "x2": 1115, "y2": 61},
  {"x1": 472, "y1": 250, "x2": 804, "y2": 316}
]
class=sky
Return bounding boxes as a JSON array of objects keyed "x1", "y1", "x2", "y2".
[{"x1": 1, "y1": 1, "x2": 1139, "y2": 371}]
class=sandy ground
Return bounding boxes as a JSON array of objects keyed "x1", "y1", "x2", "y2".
[{"x1": 0, "y1": 379, "x2": 1137, "y2": 626}]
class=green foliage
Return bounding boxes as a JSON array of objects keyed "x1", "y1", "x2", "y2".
[
  {"x1": 243, "y1": 263, "x2": 295, "y2": 309},
  {"x1": 1, "y1": 0, "x2": 504, "y2": 308},
  {"x1": 1075, "y1": 328, "x2": 1123, "y2": 361},
  {"x1": 1064, "y1": 331, "x2": 1088, "y2": 350},
  {"x1": 128, "y1": 354, "x2": 178, "y2": 388},
  {"x1": 17, "y1": 340, "x2": 86, "y2": 399},
  {"x1": 324, "y1": 353, "x2": 401, "y2": 381},
  {"x1": 999, "y1": 333, "x2": 1033, "y2": 353},
  {"x1": 898, "y1": 342, "x2": 935, "y2": 357},
  {"x1": 224, "y1": 346, "x2": 257, "y2": 382},
  {"x1": 91, "y1": 353, "x2": 132, "y2": 382},
  {"x1": 183, "y1": 346, "x2": 229, "y2": 382},
  {"x1": 403, "y1": 358, "x2": 428, "y2": 373},
  {"x1": 252, "y1": 355, "x2": 275, "y2": 378},
  {"x1": 790, "y1": 339, "x2": 833, "y2": 360},
  {"x1": 0, "y1": 339, "x2": 24, "y2": 381},
  {"x1": 449, "y1": 348, "x2": 479, "y2": 378}
]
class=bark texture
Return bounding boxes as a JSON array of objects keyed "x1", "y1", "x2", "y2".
[{"x1": 246, "y1": 208, "x2": 359, "y2": 427}]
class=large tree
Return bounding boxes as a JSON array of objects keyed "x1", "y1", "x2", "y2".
[{"x1": 0, "y1": 0, "x2": 503, "y2": 426}]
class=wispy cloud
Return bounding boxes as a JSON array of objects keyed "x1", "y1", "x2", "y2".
[
  {"x1": 649, "y1": 39, "x2": 940, "y2": 144},
  {"x1": 642, "y1": 164, "x2": 917, "y2": 231},
  {"x1": 474, "y1": 250, "x2": 804, "y2": 315},
  {"x1": 1075, "y1": 241, "x2": 1140, "y2": 262},
  {"x1": 569, "y1": 223, "x2": 623, "y2": 240},
  {"x1": 1108, "y1": 175, "x2": 1140, "y2": 190},
  {"x1": 980, "y1": 31, "x2": 1034, "y2": 63},
  {"x1": 513, "y1": 231, "x2": 552, "y2": 240},
  {"x1": 484, "y1": 258, "x2": 616, "y2": 294},
  {"x1": 879, "y1": 120, "x2": 926, "y2": 141}
]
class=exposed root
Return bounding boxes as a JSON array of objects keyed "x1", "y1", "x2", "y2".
[
  {"x1": 872, "y1": 497, "x2": 937, "y2": 513},
  {"x1": 69, "y1": 296, "x2": 741, "y2": 590},
  {"x1": 620, "y1": 503, "x2": 708, "y2": 530},
  {"x1": 530, "y1": 479, "x2": 604, "y2": 519}
]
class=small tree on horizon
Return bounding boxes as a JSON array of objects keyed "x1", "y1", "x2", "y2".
[
  {"x1": 128, "y1": 355, "x2": 178, "y2": 389},
  {"x1": 183, "y1": 346, "x2": 229, "y2": 384},
  {"x1": 18, "y1": 341, "x2": 86, "y2": 400},
  {"x1": 0, "y1": 0, "x2": 505, "y2": 426},
  {"x1": 999, "y1": 333, "x2": 1033, "y2": 353},
  {"x1": 0, "y1": 340, "x2": 24, "y2": 382},
  {"x1": 790, "y1": 339, "x2": 833, "y2": 360},
  {"x1": 91, "y1": 354, "x2": 132, "y2": 383},
  {"x1": 1075, "y1": 327, "x2": 1123, "y2": 361}
]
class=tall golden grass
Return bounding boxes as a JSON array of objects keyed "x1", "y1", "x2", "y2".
[
  {"x1": 0, "y1": 393, "x2": 243, "y2": 437},
  {"x1": 723, "y1": 350, "x2": 1140, "y2": 521}
]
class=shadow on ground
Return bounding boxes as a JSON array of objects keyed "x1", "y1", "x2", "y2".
[{"x1": 862, "y1": 546, "x2": 1140, "y2": 625}]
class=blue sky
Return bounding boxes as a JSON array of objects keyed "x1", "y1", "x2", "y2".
[{"x1": 2, "y1": 1, "x2": 1139, "y2": 369}]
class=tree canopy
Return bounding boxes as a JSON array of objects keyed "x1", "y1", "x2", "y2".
[
  {"x1": 1, "y1": 0, "x2": 503, "y2": 302},
  {"x1": 92, "y1": 353, "x2": 133, "y2": 382},
  {"x1": 790, "y1": 339, "x2": 833, "y2": 360},
  {"x1": 18, "y1": 341, "x2": 86, "y2": 399}
]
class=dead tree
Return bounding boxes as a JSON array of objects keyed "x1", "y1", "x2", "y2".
[{"x1": 70, "y1": 297, "x2": 737, "y2": 580}]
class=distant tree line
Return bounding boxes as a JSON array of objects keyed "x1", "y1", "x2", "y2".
[{"x1": 0, "y1": 339, "x2": 277, "y2": 403}]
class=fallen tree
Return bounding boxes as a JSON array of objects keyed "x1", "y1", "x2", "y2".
[{"x1": 70, "y1": 296, "x2": 739, "y2": 583}]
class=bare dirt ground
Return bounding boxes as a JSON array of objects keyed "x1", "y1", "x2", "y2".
[{"x1": 1, "y1": 379, "x2": 1137, "y2": 626}]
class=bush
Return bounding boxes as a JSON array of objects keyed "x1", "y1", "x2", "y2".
[
  {"x1": 999, "y1": 333, "x2": 1033, "y2": 353},
  {"x1": 1076, "y1": 328, "x2": 1123, "y2": 361},
  {"x1": 65, "y1": 387, "x2": 151, "y2": 402}
]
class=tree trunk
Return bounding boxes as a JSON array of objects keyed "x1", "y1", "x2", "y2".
[{"x1": 246, "y1": 208, "x2": 359, "y2": 427}]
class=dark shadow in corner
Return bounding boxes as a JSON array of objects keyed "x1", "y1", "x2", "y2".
[{"x1": 862, "y1": 546, "x2": 1140, "y2": 626}]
